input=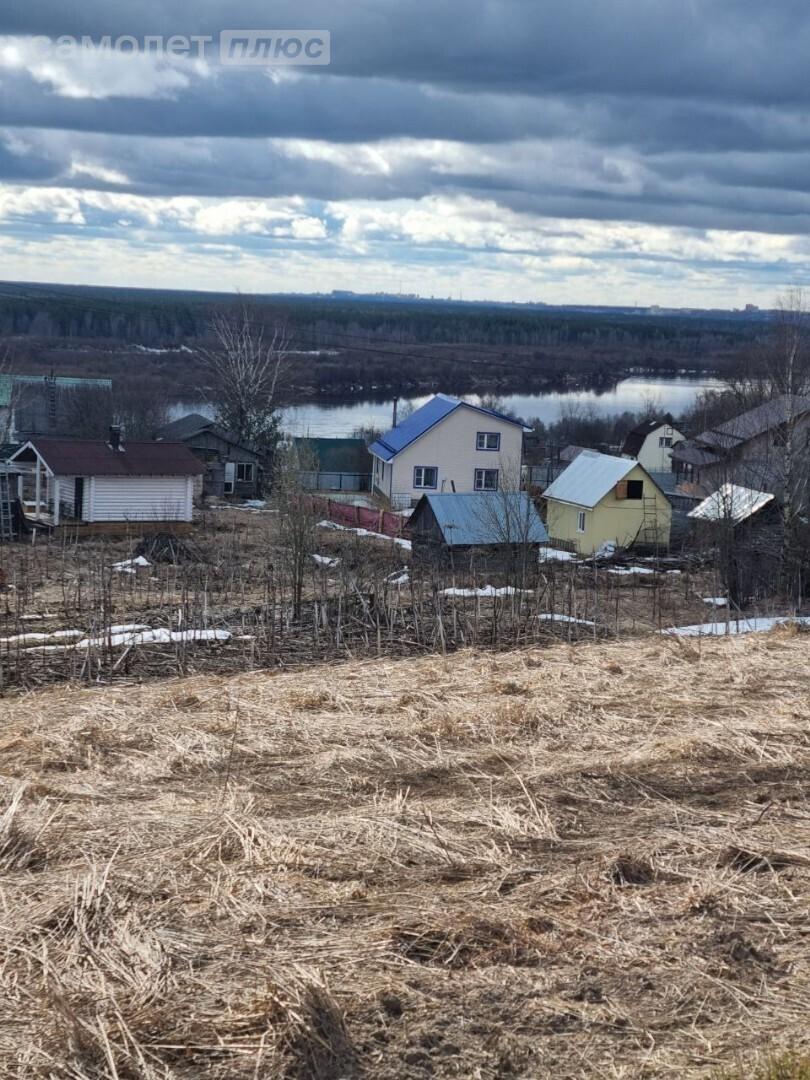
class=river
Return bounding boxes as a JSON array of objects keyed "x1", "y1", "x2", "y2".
[{"x1": 171, "y1": 374, "x2": 723, "y2": 438}]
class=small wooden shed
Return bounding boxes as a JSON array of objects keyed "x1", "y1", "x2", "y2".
[
  {"x1": 9, "y1": 431, "x2": 203, "y2": 531},
  {"x1": 409, "y1": 491, "x2": 548, "y2": 558}
]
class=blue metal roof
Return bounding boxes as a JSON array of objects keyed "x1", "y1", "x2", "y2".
[
  {"x1": 369, "y1": 394, "x2": 523, "y2": 462},
  {"x1": 413, "y1": 492, "x2": 548, "y2": 546}
]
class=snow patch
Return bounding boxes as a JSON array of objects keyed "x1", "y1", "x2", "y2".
[
  {"x1": 662, "y1": 617, "x2": 810, "y2": 637},
  {"x1": 607, "y1": 566, "x2": 655, "y2": 576},
  {"x1": 538, "y1": 548, "x2": 576, "y2": 562},
  {"x1": 312, "y1": 554, "x2": 340, "y2": 568},
  {"x1": 317, "y1": 520, "x2": 412, "y2": 551},
  {"x1": 112, "y1": 556, "x2": 150, "y2": 572},
  {"x1": 537, "y1": 613, "x2": 595, "y2": 627},
  {"x1": 442, "y1": 585, "x2": 531, "y2": 597}
]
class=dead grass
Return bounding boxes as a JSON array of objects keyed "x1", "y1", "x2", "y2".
[{"x1": 0, "y1": 630, "x2": 808, "y2": 1077}]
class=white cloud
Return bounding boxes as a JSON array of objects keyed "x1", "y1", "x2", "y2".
[{"x1": 0, "y1": 35, "x2": 206, "y2": 100}]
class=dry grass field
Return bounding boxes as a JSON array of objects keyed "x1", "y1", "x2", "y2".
[{"x1": 1, "y1": 629, "x2": 808, "y2": 1078}]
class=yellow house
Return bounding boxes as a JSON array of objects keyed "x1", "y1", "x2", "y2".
[{"x1": 543, "y1": 450, "x2": 671, "y2": 555}]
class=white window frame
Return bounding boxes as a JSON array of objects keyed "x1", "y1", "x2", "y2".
[
  {"x1": 577, "y1": 510, "x2": 586, "y2": 533},
  {"x1": 236, "y1": 462, "x2": 255, "y2": 483},
  {"x1": 474, "y1": 468, "x2": 499, "y2": 491},
  {"x1": 224, "y1": 461, "x2": 236, "y2": 495},
  {"x1": 658, "y1": 436, "x2": 673, "y2": 448},
  {"x1": 476, "y1": 431, "x2": 501, "y2": 451},
  {"x1": 413, "y1": 466, "x2": 438, "y2": 489}
]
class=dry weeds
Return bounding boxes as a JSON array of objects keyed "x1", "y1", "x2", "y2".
[{"x1": 0, "y1": 629, "x2": 808, "y2": 1077}]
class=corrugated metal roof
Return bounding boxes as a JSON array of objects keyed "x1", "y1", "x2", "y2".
[
  {"x1": 11, "y1": 438, "x2": 204, "y2": 477},
  {"x1": 13, "y1": 375, "x2": 112, "y2": 390},
  {"x1": 369, "y1": 394, "x2": 523, "y2": 462},
  {"x1": 542, "y1": 450, "x2": 639, "y2": 508},
  {"x1": 412, "y1": 492, "x2": 548, "y2": 546},
  {"x1": 688, "y1": 483, "x2": 774, "y2": 523},
  {"x1": 697, "y1": 395, "x2": 810, "y2": 451}
]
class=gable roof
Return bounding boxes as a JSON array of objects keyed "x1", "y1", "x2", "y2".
[
  {"x1": 696, "y1": 395, "x2": 810, "y2": 452},
  {"x1": 543, "y1": 450, "x2": 655, "y2": 509},
  {"x1": 156, "y1": 412, "x2": 260, "y2": 455},
  {"x1": 369, "y1": 394, "x2": 524, "y2": 462},
  {"x1": 688, "y1": 483, "x2": 775, "y2": 524},
  {"x1": 621, "y1": 416, "x2": 675, "y2": 457},
  {"x1": 411, "y1": 492, "x2": 548, "y2": 546},
  {"x1": 11, "y1": 438, "x2": 204, "y2": 477},
  {"x1": 157, "y1": 413, "x2": 216, "y2": 441}
]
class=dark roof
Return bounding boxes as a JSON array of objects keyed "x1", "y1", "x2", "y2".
[
  {"x1": 12, "y1": 438, "x2": 204, "y2": 477},
  {"x1": 621, "y1": 417, "x2": 675, "y2": 457},
  {"x1": 369, "y1": 394, "x2": 524, "y2": 462},
  {"x1": 292, "y1": 437, "x2": 372, "y2": 473},
  {"x1": 157, "y1": 413, "x2": 215, "y2": 441},
  {"x1": 410, "y1": 492, "x2": 548, "y2": 546},
  {"x1": 670, "y1": 443, "x2": 722, "y2": 468},
  {"x1": 696, "y1": 395, "x2": 810, "y2": 451},
  {"x1": 157, "y1": 412, "x2": 261, "y2": 456}
]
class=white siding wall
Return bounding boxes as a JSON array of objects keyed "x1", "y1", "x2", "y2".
[
  {"x1": 81, "y1": 476, "x2": 193, "y2": 522},
  {"x1": 379, "y1": 407, "x2": 523, "y2": 504},
  {"x1": 635, "y1": 424, "x2": 685, "y2": 473}
]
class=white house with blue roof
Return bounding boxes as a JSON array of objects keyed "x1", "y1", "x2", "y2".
[{"x1": 368, "y1": 394, "x2": 526, "y2": 508}]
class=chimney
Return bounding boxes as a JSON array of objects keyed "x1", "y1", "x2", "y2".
[
  {"x1": 392, "y1": 397, "x2": 399, "y2": 428},
  {"x1": 109, "y1": 425, "x2": 122, "y2": 451}
]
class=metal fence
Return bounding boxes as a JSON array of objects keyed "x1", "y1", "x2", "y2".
[{"x1": 300, "y1": 471, "x2": 371, "y2": 493}]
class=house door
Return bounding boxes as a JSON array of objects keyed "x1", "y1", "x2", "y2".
[
  {"x1": 224, "y1": 462, "x2": 236, "y2": 495},
  {"x1": 73, "y1": 477, "x2": 84, "y2": 519}
]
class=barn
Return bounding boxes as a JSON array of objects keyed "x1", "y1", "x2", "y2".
[{"x1": 9, "y1": 429, "x2": 203, "y2": 531}]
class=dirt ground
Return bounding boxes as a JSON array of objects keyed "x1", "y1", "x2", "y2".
[{"x1": 0, "y1": 629, "x2": 808, "y2": 1077}]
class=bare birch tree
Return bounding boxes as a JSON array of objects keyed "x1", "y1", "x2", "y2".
[{"x1": 198, "y1": 307, "x2": 289, "y2": 453}]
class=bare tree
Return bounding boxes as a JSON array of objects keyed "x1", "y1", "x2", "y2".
[
  {"x1": 273, "y1": 441, "x2": 319, "y2": 620},
  {"x1": 112, "y1": 382, "x2": 171, "y2": 439},
  {"x1": 696, "y1": 291, "x2": 810, "y2": 604},
  {"x1": 198, "y1": 307, "x2": 289, "y2": 454},
  {"x1": 0, "y1": 348, "x2": 18, "y2": 443},
  {"x1": 471, "y1": 458, "x2": 539, "y2": 593}
]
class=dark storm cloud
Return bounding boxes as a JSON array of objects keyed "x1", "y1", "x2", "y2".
[
  {"x1": 4, "y1": 0, "x2": 810, "y2": 104},
  {"x1": 1, "y1": 0, "x2": 810, "y2": 300}
]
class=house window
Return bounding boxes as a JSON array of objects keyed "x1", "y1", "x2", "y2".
[
  {"x1": 413, "y1": 466, "x2": 438, "y2": 489},
  {"x1": 236, "y1": 462, "x2": 254, "y2": 483},
  {"x1": 658, "y1": 436, "x2": 673, "y2": 448},
  {"x1": 577, "y1": 510, "x2": 587, "y2": 533},
  {"x1": 476, "y1": 431, "x2": 500, "y2": 451},
  {"x1": 474, "y1": 468, "x2": 499, "y2": 491},
  {"x1": 626, "y1": 479, "x2": 644, "y2": 499}
]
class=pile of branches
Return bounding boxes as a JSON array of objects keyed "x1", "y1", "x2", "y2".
[{"x1": 135, "y1": 532, "x2": 206, "y2": 564}]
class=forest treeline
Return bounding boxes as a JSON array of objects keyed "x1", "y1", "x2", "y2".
[{"x1": 0, "y1": 283, "x2": 771, "y2": 400}]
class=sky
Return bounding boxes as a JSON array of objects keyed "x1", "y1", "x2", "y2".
[{"x1": 1, "y1": 2, "x2": 809, "y2": 307}]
